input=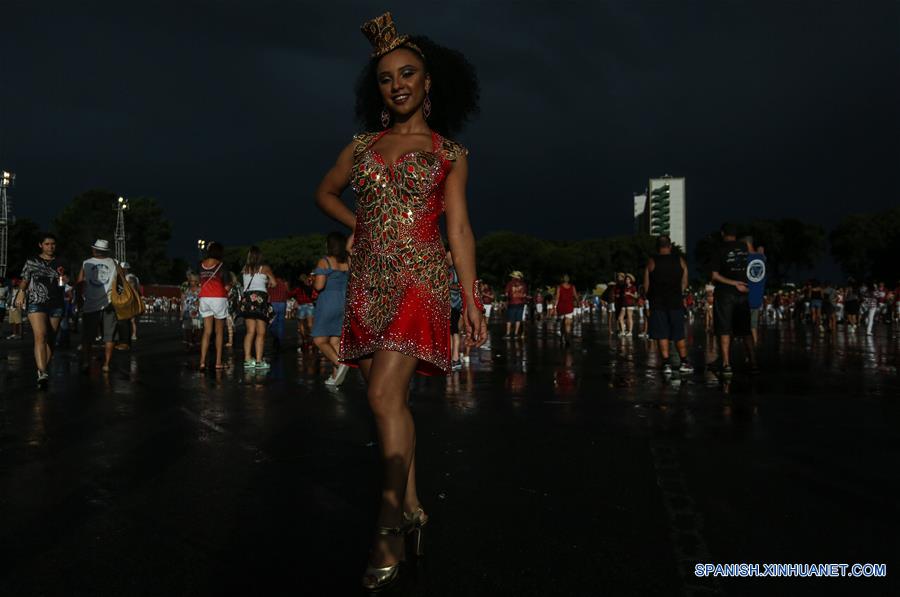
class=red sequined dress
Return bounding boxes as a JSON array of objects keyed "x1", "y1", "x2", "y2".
[{"x1": 340, "y1": 130, "x2": 467, "y2": 376}]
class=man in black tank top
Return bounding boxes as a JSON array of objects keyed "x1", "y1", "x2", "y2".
[{"x1": 643, "y1": 235, "x2": 692, "y2": 375}]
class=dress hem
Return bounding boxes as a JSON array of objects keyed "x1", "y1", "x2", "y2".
[{"x1": 340, "y1": 340, "x2": 449, "y2": 376}]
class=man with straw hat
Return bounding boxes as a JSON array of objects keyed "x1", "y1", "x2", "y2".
[{"x1": 504, "y1": 270, "x2": 528, "y2": 339}]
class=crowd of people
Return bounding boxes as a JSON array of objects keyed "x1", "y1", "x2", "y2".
[{"x1": 2, "y1": 226, "x2": 899, "y2": 388}]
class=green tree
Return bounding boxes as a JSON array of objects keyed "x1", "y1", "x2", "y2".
[
  {"x1": 830, "y1": 207, "x2": 900, "y2": 282},
  {"x1": 5, "y1": 217, "x2": 42, "y2": 277},
  {"x1": 224, "y1": 234, "x2": 326, "y2": 281},
  {"x1": 52, "y1": 189, "x2": 172, "y2": 282}
]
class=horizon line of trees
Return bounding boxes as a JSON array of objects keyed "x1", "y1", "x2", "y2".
[{"x1": 2, "y1": 189, "x2": 897, "y2": 288}]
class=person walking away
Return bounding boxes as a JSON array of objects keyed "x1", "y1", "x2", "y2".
[
  {"x1": 7, "y1": 279, "x2": 24, "y2": 339},
  {"x1": 311, "y1": 232, "x2": 350, "y2": 386},
  {"x1": 113, "y1": 262, "x2": 139, "y2": 350},
  {"x1": 744, "y1": 239, "x2": 767, "y2": 345},
  {"x1": 480, "y1": 281, "x2": 494, "y2": 321},
  {"x1": 863, "y1": 284, "x2": 879, "y2": 337},
  {"x1": 17, "y1": 233, "x2": 66, "y2": 387},
  {"x1": 503, "y1": 271, "x2": 528, "y2": 339},
  {"x1": 644, "y1": 235, "x2": 692, "y2": 375},
  {"x1": 711, "y1": 223, "x2": 757, "y2": 375},
  {"x1": 225, "y1": 272, "x2": 240, "y2": 348},
  {"x1": 555, "y1": 275, "x2": 576, "y2": 345},
  {"x1": 77, "y1": 239, "x2": 119, "y2": 373},
  {"x1": 704, "y1": 283, "x2": 715, "y2": 332},
  {"x1": 822, "y1": 281, "x2": 837, "y2": 334},
  {"x1": 56, "y1": 272, "x2": 75, "y2": 349},
  {"x1": 125, "y1": 263, "x2": 141, "y2": 342},
  {"x1": 809, "y1": 279, "x2": 825, "y2": 332},
  {"x1": 198, "y1": 241, "x2": 229, "y2": 371},
  {"x1": 621, "y1": 273, "x2": 639, "y2": 336},
  {"x1": 268, "y1": 274, "x2": 289, "y2": 352},
  {"x1": 181, "y1": 273, "x2": 201, "y2": 347},
  {"x1": 292, "y1": 272, "x2": 317, "y2": 352},
  {"x1": 601, "y1": 280, "x2": 616, "y2": 334},
  {"x1": 239, "y1": 246, "x2": 276, "y2": 370},
  {"x1": 844, "y1": 282, "x2": 860, "y2": 332}
]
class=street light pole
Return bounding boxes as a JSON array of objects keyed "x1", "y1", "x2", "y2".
[
  {"x1": 0, "y1": 170, "x2": 16, "y2": 279},
  {"x1": 197, "y1": 239, "x2": 207, "y2": 264},
  {"x1": 115, "y1": 196, "x2": 128, "y2": 263}
]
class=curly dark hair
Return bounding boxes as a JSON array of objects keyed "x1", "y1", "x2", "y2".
[{"x1": 355, "y1": 35, "x2": 480, "y2": 138}]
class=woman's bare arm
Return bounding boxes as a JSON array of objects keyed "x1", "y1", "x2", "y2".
[
  {"x1": 315, "y1": 142, "x2": 358, "y2": 231},
  {"x1": 444, "y1": 154, "x2": 486, "y2": 346}
]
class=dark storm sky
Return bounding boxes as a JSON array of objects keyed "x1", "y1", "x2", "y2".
[{"x1": 1, "y1": 1, "x2": 898, "y2": 267}]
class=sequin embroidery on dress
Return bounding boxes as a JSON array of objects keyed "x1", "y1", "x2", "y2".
[{"x1": 341, "y1": 130, "x2": 467, "y2": 375}]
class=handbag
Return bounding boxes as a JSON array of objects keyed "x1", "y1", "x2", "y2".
[{"x1": 110, "y1": 265, "x2": 144, "y2": 320}]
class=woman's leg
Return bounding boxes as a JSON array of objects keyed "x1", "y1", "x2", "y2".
[
  {"x1": 314, "y1": 336, "x2": 340, "y2": 367},
  {"x1": 359, "y1": 356, "x2": 422, "y2": 513},
  {"x1": 243, "y1": 318, "x2": 255, "y2": 360},
  {"x1": 214, "y1": 318, "x2": 225, "y2": 366},
  {"x1": 200, "y1": 316, "x2": 213, "y2": 368},
  {"x1": 361, "y1": 350, "x2": 420, "y2": 568},
  {"x1": 28, "y1": 312, "x2": 50, "y2": 372},
  {"x1": 255, "y1": 320, "x2": 267, "y2": 361}
]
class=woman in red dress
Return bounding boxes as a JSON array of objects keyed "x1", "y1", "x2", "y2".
[
  {"x1": 315, "y1": 12, "x2": 486, "y2": 590},
  {"x1": 555, "y1": 274, "x2": 577, "y2": 345}
]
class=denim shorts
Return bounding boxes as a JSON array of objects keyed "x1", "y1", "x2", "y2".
[
  {"x1": 27, "y1": 303, "x2": 65, "y2": 318},
  {"x1": 296, "y1": 303, "x2": 315, "y2": 319},
  {"x1": 506, "y1": 303, "x2": 525, "y2": 323}
]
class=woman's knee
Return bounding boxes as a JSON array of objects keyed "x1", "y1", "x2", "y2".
[{"x1": 367, "y1": 384, "x2": 404, "y2": 417}]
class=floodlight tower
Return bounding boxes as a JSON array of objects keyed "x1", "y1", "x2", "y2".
[
  {"x1": 0, "y1": 170, "x2": 16, "y2": 278},
  {"x1": 197, "y1": 239, "x2": 208, "y2": 263},
  {"x1": 115, "y1": 195, "x2": 128, "y2": 263}
]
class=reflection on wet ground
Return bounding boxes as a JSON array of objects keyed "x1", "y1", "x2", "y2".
[{"x1": 1, "y1": 315, "x2": 898, "y2": 596}]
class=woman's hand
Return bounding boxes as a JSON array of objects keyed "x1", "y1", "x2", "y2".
[
  {"x1": 346, "y1": 233, "x2": 355, "y2": 257},
  {"x1": 15, "y1": 291, "x2": 26, "y2": 309},
  {"x1": 464, "y1": 303, "x2": 487, "y2": 348}
]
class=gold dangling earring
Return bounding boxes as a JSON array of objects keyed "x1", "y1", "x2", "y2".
[
  {"x1": 381, "y1": 107, "x2": 390, "y2": 128},
  {"x1": 423, "y1": 92, "x2": 432, "y2": 120}
]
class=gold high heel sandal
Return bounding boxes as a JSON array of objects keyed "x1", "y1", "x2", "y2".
[
  {"x1": 402, "y1": 507, "x2": 428, "y2": 557},
  {"x1": 361, "y1": 525, "x2": 405, "y2": 590}
]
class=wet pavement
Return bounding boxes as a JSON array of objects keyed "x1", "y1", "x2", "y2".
[{"x1": 1, "y1": 314, "x2": 898, "y2": 596}]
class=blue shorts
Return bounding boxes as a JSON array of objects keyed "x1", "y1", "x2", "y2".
[
  {"x1": 296, "y1": 303, "x2": 315, "y2": 319},
  {"x1": 27, "y1": 304, "x2": 65, "y2": 318},
  {"x1": 649, "y1": 309, "x2": 686, "y2": 341},
  {"x1": 506, "y1": 304, "x2": 525, "y2": 323},
  {"x1": 810, "y1": 299, "x2": 822, "y2": 309}
]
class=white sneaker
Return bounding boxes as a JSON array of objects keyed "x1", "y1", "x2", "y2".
[
  {"x1": 331, "y1": 364, "x2": 350, "y2": 386},
  {"x1": 462, "y1": 355, "x2": 470, "y2": 364}
]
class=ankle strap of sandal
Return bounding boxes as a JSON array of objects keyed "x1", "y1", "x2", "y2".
[{"x1": 376, "y1": 525, "x2": 405, "y2": 536}]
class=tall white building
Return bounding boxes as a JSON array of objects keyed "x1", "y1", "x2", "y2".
[
  {"x1": 634, "y1": 176, "x2": 686, "y2": 251},
  {"x1": 633, "y1": 193, "x2": 648, "y2": 235}
]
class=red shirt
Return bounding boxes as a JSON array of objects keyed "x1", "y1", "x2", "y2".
[
  {"x1": 623, "y1": 284, "x2": 638, "y2": 307},
  {"x1": 268, "y1": 280, "x2": 289, "y2": 303},
  {"x1": 505, "y1": 280, "x2": 528, "y2": 305},
  {"x1": 198, "y1": 261, "x2": 227, "y2": 298},
  {"x1": 290, "y1": 284, "x2": 316, "y2": 304},
  {"x1": 556, "y1": 284, "x2": 576, "y2": 315}
]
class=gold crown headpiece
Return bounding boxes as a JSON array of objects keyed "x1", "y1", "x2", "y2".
[{"x1": 360, "y1": 12, "x2": 423, "y2": 59}]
